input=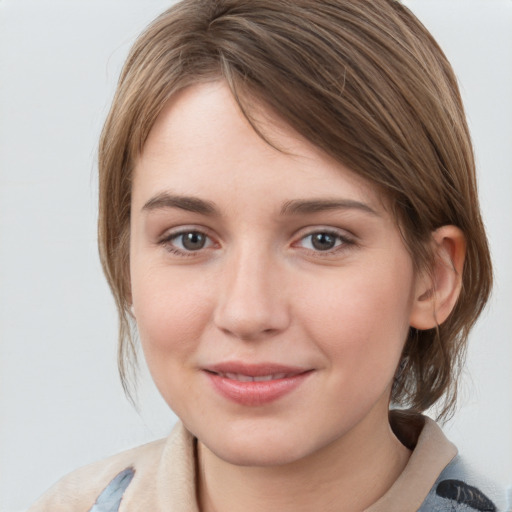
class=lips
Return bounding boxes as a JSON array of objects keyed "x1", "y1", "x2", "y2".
[
  {"x1": 216, "y1": 372, "x2": 291, "y2": 382},
  {"x1": 203, "y1": 362, "x2": 312, "y2": 406}
]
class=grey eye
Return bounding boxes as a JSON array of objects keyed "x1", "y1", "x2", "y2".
[
  {"x1": 309, "y1": 232, "x2": 338, "y2": 251},
  {"x1": 179, "y1": 232, "x2": 207, "y2": 251}
]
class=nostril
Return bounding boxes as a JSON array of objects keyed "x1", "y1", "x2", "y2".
[{"x1": 215, "y1": 316, "x2": 286, "y2": 341}]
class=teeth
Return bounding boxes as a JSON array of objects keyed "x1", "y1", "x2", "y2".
[
  {"x1": 253, "y1": 375, "x2": 274, "y2": 382},
  {"x1": 226, "y1": 372, "x2": 253, "y2": 382},
  {"x1": 219, "y1": 372, "x2": 289, "y2": 382}
]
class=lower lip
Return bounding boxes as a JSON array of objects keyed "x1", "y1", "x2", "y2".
[{"x1": 205, "y1": 371, "x2": 312, "y2": 406}]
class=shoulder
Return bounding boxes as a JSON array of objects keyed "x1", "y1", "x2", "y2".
[
  {"x1": 381, "y1": 412, "x2": 508, "y2": 512},
  {"x1": 27, "y1": 435, "x2": 168, "y2": 512},
  {"x1": 419, "y1": 452, "x2": 508, "y2": 512}
]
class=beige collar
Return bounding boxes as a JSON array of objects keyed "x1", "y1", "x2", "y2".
[{"x1": 366, "y1": 414, "x2": 457, "y2": 511}]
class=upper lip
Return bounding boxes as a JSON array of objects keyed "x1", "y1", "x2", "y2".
[{"x1": 204, "y1": 361, "x2": 310, "y2": 378}]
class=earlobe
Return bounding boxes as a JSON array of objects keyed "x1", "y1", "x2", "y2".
[{"x1": 409, "y1": 226, "x2": 466, "y2": 330}]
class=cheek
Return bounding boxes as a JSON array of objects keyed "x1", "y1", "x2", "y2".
[
  {"x1": 131, "y1": 267, "x2": 216, "y2": 415},
  {"x1": 131, "y1": 267, "x2": 213, "y2": 363},
  {"x1": 296, "y1": 262, "x2": 414, "y2": 378}
]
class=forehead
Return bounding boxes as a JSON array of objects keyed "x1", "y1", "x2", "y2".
[{"x1": 132, "y1": 80, "x2": 389, "y2": 216}]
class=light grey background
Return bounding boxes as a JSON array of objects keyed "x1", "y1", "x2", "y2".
[{"x1": 0, "y1": 1, "x2": 511, "y2": 511}]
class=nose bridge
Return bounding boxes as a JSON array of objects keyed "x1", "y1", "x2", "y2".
[{"x1": 214, "y1": 240, "x2": 289, "y2": 339}]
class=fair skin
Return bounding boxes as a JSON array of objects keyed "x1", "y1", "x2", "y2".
[{"x1": 130, "y1": 81, "x2": 464, "y2": 512}]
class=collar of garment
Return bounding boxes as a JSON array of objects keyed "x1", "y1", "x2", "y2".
[
  {"x1": 123, "y1": 412, "x2": 457, "y2": 512},
  {"x1": 29, "y1": 412, "x2": 462, "y2": 512}
]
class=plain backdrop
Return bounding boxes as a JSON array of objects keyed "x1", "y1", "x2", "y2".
[{"x1": 1, "y1": 1, "x2": 511, "y2": 511}]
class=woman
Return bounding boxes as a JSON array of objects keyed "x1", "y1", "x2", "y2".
[{"x1": 28, "y1": 0, "x2": 506, "y2": 510}]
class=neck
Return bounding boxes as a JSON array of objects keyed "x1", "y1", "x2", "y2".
[{"x1": 197, "y1": 407, "x2": 411, "y2": 512}]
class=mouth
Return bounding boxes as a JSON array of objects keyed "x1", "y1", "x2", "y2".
[
  {"x1": 203, "y1": 362, "x2": 313, "y2": 406},
  {"x1": 208, "y1": 371, "x2": 296, "y2": 382}
]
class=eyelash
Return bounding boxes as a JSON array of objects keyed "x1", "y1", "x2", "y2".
[
  {"x1": 157, "y1": 228, "x2": 356, "y2": 257},
  {"x1": 293, "y1": 230, "x2": 355, "y2": 255}
]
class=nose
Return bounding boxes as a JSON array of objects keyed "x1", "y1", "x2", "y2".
[{"x1": 213, "y1": 246, "x2": 291, "y2": 340}]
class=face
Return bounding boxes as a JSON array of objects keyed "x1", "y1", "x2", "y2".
[{"x1": 130, "y1": 81, "x2": 421, "y2": 466}]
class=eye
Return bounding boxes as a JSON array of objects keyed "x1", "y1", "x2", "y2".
[
  {"x1": 160, "y1": 230, "x2": 215, "y2": 254},
  {"x1": 177, "y1": 231, "x2": 208, "y2": 251},
  {"x1": 297, "y1": 231, "x2": 351, "y2": 252}
]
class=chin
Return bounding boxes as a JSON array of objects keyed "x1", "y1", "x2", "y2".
[
  {"x1": 193, "y1": 419, "x2": 334, "y2": 468},
  {"x1": 209, "y1": 438, "x2": 310, "y2": 467}
]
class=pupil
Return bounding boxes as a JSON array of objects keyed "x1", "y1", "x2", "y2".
[
  {"x1": 182, "y1": 232, "x2": 205, "y2": 250},
  {"x1": 312, "y1": 233, "x2": 336, "y2": 251}
]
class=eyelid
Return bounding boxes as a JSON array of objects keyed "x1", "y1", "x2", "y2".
[
  {"x1": 292, "y1": 225, "x2": 355, "y2": 241},
  {"x1": 158, "y1": 223, "x2": 215, "y2": 240}
]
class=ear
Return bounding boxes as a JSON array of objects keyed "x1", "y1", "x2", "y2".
[{"x1": 409, "y1": 225, "x2": 466, "y2": 330}]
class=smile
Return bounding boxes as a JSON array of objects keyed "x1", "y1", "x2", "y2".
[
  {"x1": 213, "y1": 372, "x2": 293, "y2": 382},
  {"x1": 203, "y1": 362, "x2": 313, "y2": 406}
]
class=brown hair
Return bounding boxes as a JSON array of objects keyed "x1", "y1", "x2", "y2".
[{"x1": 98, "y1": 0, "x2": 492, "y2": 420}]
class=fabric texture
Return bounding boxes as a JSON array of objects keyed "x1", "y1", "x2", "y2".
[{"x1": 28, "y1": 415, "x2": 506, "y2": 512}]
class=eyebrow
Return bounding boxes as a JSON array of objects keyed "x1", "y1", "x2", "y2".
[
  {"x1": 280, "y1": 199, "x2": 380, "y2": 216},
  {"x1": 142, "y1": 193, "x2": 379, "y2": 218},
  {"x1": 142, "y1": 193, "x2": 218, "y2": 216}
]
